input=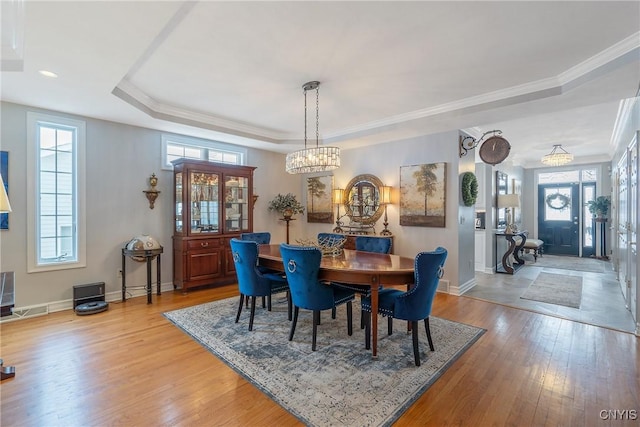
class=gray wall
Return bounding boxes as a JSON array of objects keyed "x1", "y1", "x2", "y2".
[
  {"x1": 1, "y1": 101, "x2": 471, "y2": 309},
  {"x1": 0, "y1": 102, "x2": 294, "y2": 308}
]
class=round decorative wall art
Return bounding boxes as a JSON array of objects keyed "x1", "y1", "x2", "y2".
[{"x1": 461, "y1": 172, "x2": 479, "y2": 206}]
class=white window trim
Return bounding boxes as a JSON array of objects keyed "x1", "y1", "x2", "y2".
[
  {"x1": 27, "y1": 112, "x2": 86, "y2": 272},
  {"x1": 161, "y1": 133, "x2": 247, "y2": 170}
]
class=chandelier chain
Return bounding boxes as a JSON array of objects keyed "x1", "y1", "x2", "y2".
[
  {"x1": 315, "y1": 86, "x2": 319, "y2": 145},
  {"x1": 304, "y1": 86, "x2": 308, "y2": 149}
]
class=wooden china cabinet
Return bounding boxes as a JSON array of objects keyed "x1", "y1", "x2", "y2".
[{"x1": 172, "y1": 159, "x2": 256, "y2": 292}]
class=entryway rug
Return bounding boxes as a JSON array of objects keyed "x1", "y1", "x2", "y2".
[
  {"x1": 164, "y1": 296, "x2": 485, "y2": 426},
  {"x1": 520, "y1": 272, "x2": 583, "y2": 308},
  {"x1": 533, "y1": 254, "x2": 606, "y2": 273}
]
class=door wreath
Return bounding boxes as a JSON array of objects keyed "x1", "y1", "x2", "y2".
[
  {"x1": 545, "y1": 193, "x2": 570, "y2": 210},
  {"x1": 461, "y1": 172, "x2": 478, "y2": 206}
]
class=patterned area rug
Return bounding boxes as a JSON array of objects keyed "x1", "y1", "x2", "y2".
[
  {"x1": 532, "y1": 254, "x2": 606, "y2": 273},
  {"x1": 520, "y1": 272, "x2": 583, "y2": 308},
  {"x1": 164, "y1": 296, "x2": 485, "y2": 426}
]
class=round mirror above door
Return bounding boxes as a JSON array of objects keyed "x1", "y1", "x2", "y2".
[{"x1": 343, "y1": 174, "x2": 384, "y2": 225}]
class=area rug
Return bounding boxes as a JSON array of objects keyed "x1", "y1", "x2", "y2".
[
  {"x1": 533, "y1": 254, "x2": 606, "y2": 273},
  {"x1": 164, "y1": 296, "x2": 485, "y2": 426},
  {"x1": 520, "y1": 272, "x2": 583, "y2": 308}
]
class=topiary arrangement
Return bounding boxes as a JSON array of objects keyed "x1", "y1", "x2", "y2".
[
  {"x1": 586, "y1": 196, "x2": 610, "y2": 218},
  {"x1": 268, "y1": 193, "x2": 305, "y2": 217}
]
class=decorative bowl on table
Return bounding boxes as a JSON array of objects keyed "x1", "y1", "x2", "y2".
[
  {"x1": 296, "y1": 236, "x2": 346, "y2": 257},
  {"x1": 125, "y1": 234, "x2": 161, "y2": 261}
]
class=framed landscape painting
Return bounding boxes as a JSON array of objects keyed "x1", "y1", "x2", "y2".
[
  {"x1": 306, "y1": 175, "x2": 333, "y2": 223},
  {"x1": 399, "y1": 162, "x2": 447, "y2": 227}
]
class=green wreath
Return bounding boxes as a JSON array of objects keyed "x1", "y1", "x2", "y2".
[
  {"x1": 461, "y1": 172, "x2": 478, "y2": 207},
  {"x1": 546, "y1": 193, "x2": 570, "y2": 210}
]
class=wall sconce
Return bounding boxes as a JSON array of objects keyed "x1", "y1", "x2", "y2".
[
  {"x1": 332, "y1": 188, "x2": 344, "y2": 233},
  {"x1": 380, "y1": 185, "x2": 392, "y2": 236},
  {"x1": 143, "y1": 173, "x2": 161, "y2": 209},
  {"x1": 252, "y1": 194, "x2": 259, "y2": 210}
]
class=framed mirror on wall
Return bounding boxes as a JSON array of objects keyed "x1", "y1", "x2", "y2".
[
  {"x1": 496, "y1": 171, "x2": 508, "y2": 228},
  {"x1": 343, "y1": 174, "x2": 384, "y2": 233}
]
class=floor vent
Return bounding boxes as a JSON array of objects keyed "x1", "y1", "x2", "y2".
[{"x1": 1, "y1": 304, "x2": 49, "y2": 322}]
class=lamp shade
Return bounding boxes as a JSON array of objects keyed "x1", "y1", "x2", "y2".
[
  {"x1": 0, "y1": 174, "x2": 11, "y2": 213},
  {"x1": 333, "y1": 188, "x2": 343, "y2": 205},
  {"x1": 380, "y1": 186, "x2": 392, "y2": 205},
  {"x1": 498, "y1": 193, "x2": 520, "y2": 208}
]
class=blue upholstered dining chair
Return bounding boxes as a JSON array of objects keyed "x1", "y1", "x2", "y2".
[
  {"x1": 240, "y1": 232, "x2": 271, "y2": 245},
  {"x1": 355, "y1": 235, "x2": 392, "y2": 254},
  {"x1": 279, "y1": 243, "x2": 356, "y2": 351},
  {"x1": 230, "y1": 238, "x2": 291, "y2": 330},
  {"x1": 240, "y1": 231, "x2": 281, "y2": 294},
  {"x1": 362, "y1": 247, "x2": 448, "y2": 366}
]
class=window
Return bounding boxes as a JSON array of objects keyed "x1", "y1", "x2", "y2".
[
  {"x1": 161, "y1": 134, "x2": 246, "y2": 170},
  {"x1": 27, "y1": 112, "x2": 86, "y2": 271}
]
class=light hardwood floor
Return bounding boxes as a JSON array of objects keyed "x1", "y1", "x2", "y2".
[{"x1": 1, "y1": 285, "x2": 638, "y2": 426}]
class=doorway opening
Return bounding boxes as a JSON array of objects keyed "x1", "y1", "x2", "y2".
[{"x1": 537, "y1": 168, "x2": 598, "y2": 257}]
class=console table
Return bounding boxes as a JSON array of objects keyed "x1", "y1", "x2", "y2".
[{"x1": 495, "y1": 230, "x2": 527, "y2": 274}]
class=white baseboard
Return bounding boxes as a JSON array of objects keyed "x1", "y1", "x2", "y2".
[
  {"x1": 449, "y1": 277, "x2": 476, "y2": 296},
  {"x1": 0, "y1": 282, "x2": 175, "y2": 323},
  {"x1": 436, "y1": 279, "x2": 450, "y2": 293}
]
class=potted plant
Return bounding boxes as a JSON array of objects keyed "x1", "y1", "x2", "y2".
[
  {"x1": 586, "y1": 196, "x2": 611, "y2": 219},
  {"x1": 268, "y1": 193, "x2": 305, "y2": 219}
]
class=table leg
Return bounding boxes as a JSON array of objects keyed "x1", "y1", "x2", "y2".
[
  {"x1": 121, "y1": 252, "x2": 126, "y2": 302},
  {"x1": 504, "y1": 236, "x2": 515, "y2": 273},
  {"x1": 156, "y1": 254, "x2": 161, "y2": 295},
  {"x1": 146, "y1": 258, "x2": 152, "y2": 304},
  {"x1": 371, "y1": 278, "x2": 379, "y2": 359}
]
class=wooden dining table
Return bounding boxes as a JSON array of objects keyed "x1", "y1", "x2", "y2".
[{"x1": 258, "y1": 244, "x2": 415, "y2": 358}]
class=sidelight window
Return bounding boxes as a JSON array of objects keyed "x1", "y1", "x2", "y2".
[{"x1": 27, "y1": 112, "x2": 86, "y2": 271}]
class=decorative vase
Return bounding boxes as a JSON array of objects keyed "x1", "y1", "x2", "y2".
[{"x1": 283, "y1": 208, "x2": 293, "y2": 220}]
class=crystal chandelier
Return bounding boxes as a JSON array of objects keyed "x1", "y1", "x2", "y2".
[
  {"x1": 285, "y1": 81, "x2": 340, "y2": 174},
  {"x1": 541, "y1": 144, "x2": 573, "y2": 166}
]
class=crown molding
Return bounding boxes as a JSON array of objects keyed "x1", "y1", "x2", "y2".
[
  {"x1": 610, "y1": 96, "x2": 639, "y2": 151},
  {"x1": 112, "y1": 79, "x2": 294, "y2": 143},
  {"x1": 114, "y1": 33, "x2": 639, "y2": 145}
]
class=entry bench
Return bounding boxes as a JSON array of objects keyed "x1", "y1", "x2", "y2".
[{"x1": 518, "y1": 238, "x2": 544, "y2": 262}]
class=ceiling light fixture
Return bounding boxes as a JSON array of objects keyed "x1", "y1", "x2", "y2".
[
  {"x1": 38, "y1": 70, "x2": 58, "y2": 78},
  {"x1": 541, "y1": 144, "x2": 573, "y2": 166},
  {"x1": 285, "y1": 81, "x2": 340, "y2": 174}
]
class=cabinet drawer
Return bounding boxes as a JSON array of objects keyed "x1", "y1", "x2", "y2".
[{"x1": 187, "y1": 238, "x2": 221, "y2": 250}]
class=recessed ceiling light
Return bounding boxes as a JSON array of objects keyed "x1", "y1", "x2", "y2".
[{"x1": 38, "y1": 70, "x2": 58, "y2": 78}]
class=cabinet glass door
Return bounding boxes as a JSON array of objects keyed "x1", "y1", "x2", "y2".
[
  {"x1": 190, "y1": 171, "x2": 219, "y2": 234},
  {"x1": 175, "y1": 172, "x2": 183, "y2": 232},
  {"x1": 224, "y1": 175, "x2": 249, "y2": 233}
]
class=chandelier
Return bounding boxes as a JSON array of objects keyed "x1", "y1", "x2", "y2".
[
  {"x1": 541, "y1": 144, "x2": 573, "y2": 166},
  {"x1": 285, "y1": 81, "x2": 340, "y2": 174}
]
